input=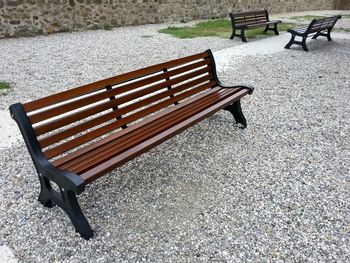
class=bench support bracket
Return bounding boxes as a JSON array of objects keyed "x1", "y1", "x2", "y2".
[
  {"x1": 264, "y1": 23, "x2": 279, "y2": 35},
  {"x1": 38, "y1": 173, "x2": 94, "y2": 240},
  {"x1": 224, "y1": 100, "x2": 247, "y2": 129},
  {"x1": 312, "y1": 29, "x2": 332, "y2": 41},
  {"x1": 285, "y1": 35, "x2": 309, "y2": 52},
  {"x1": 230, "y1": 29, "x2": 247, "y2": 42}
]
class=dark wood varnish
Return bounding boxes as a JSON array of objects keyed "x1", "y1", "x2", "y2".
[
  {"x1": 10, "y1": 49, "x2": 254, "y2": 240},
  {"x1": 21, "y1": 49, "x2": 254, "y2": 181}
]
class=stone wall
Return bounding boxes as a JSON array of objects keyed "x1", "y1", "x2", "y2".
[
  {"x1": 335, "y1": 0, "x2": 350, "y2": 9},
  {"x1": 0, "y1": 0, "x2": 338, "y2": 38}
]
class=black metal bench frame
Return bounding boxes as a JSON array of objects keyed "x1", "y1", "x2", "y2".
[
  {"x1": 9, "y1": 50, "x2": 254, "y2": 240},
  {"x1": 285, "y1": 15, "x2": 341, "y2": 52},
  {"x1": 229, "y1": 9, "x2": 281, "y2": 42}
]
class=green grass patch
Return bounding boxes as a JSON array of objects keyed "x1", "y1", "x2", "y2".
[
  {"x1": 0, "y1": 82, "x2": 10, "y2": 90},
  {"x1": 103, "y1": 23, "x2": 113, "y2": 31},
  {"x1": 337, "y1": 28, "x2": 350, "y2": 32},
  {"x1": 159, "y1": 19, "x2": 300, "y2": 39},
  {"x1": 290, "y1": 15, "x2": 325, "y2": 21},
  {"x1": 0, "y1": 81, "x2": 11, "y2": 95},
  {"x1": 340, "y1": 14, "x2": 350, "y2": 19}
]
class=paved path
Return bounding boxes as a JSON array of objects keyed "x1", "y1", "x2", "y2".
[
  {"x1": 0, "y1": 246, "x2": 18, "y2": 263},
  {"x1": 214, "y1": 32, "x2": 350, "y2": 71}
]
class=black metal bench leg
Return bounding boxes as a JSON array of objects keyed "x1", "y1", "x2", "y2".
[
  {"x1": 312, "y1": 29, "x2": 332, "y2": 41},
  {"x1": 285, "y1": 35, "x2": 295, "y2": 49},
  {"x1": 230, "y1": 29, "x2": 246, "y2": 42},
  {"x1": 273, "y1": 23, "x2": 279, "y2": 35},
  {"x1": 61, "y1": 189, "x2": 94, "y2": 240},
  {"x1": 326, "y1": 29, "x2": 332, "y2": 41},
  {"x1": 38, "y1": 174, "x2": 55, "y2": 208},
  {"x1": 224, "y1": 100, "x2": 247, "y2": 129},
  {"x1": 312, "y1": 32, "x2": 321, "y2": 40},
  {"x1": 301, "y1": 37, "x2": 309, "y2": 52},
  {"x1": 240, "y1": 29, "x2": 247, "y2": 43},
  {"x1": 37, "y1": 174, "x2": 93, "y2": 240},
  {"x1": 230, "y1": 29, "x2": 236, "y2": 40},
  {"x1": 264, "y1": 25, "x2": 269, "y2": 32}
]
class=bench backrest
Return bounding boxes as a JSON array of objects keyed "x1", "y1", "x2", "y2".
[
  {"x1": 21, "y1": 50, "x2": 218, "y2": 160},
  {"x1": 307, "y1": 15, "x2": 341, "y2": 33},
  {"x1": 230, "y1": 10, "x2": 269, "y2": 27}
]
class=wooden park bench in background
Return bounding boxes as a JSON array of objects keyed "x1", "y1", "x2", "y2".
[
  {"x1": 229, "y1": 9, "x2": 281, "y2": 42},
  {"x1": 285, "y1": 15, "x2": 341, "y2": 52},
  {"x1": 10, "y1": 50, "x2": 254, "y2": 240}
]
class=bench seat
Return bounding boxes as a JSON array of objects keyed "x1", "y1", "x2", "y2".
[
  {"x1": 54, "y1": 86, "x2": 249, "y2": 183},
  {"x1": 236, "y1": 20, "x2": 281, "y2": 29}
]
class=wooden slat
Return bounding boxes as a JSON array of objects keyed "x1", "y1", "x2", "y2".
[
  {"x1": 23, "y1": 51, "x2": 210, "y2": 112},
  {"x1": 39, "y1": 74, "x2": 214, "y2": 147},
  {"x1": 62, "y1": 88, "x2": 239, "y2": 173},
  {"x1": 234, "y1": 15, "x2": 267, "y2": 21},
  {"x1": 80, "y1": 88, "x2": 250, "y2": 183},
  {"x1": 34, "y1": 64, "x2": 212, "y2": 135},
  {"x1": 30, "y1": 64, "x2": 212, "y2": 124},
  {"x1": 234, "y1": 16, "x2": 267, "y2": 21},
  {"x1": 234, "y1": 17, "x2": 268, "y2": 24},
  {"x1": 236, "y1": 20, "x2": 269, "y2": 27},
  {"x1": 309, "y1": 16, "x2": 339, "y2": 32},
  {"x1": 231, "y1": 10, "x2": 266, "y2": 18},
  {"x1": 43, "y1": 80, "x2": 216, "y2": 159},
  {"x1": 241, "y1": 21, "x2": 271, "y2": 27},
  {"x1": 31, "y1": 59, "x2": 212, "y2": 125},
  {"x1": 52, "y1": 86, "x2": 223, "y2": 168}
]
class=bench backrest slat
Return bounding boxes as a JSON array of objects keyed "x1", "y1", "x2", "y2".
[
  {"x1": 43, "y1": 80, "x2": 216, "y2": 159},
  {"x1": 23, "y1": 52, "x2": 209, "y2": 112},
  {"x1": 21, "y1": 50, "x2": 218, "y2": 160},
  {"x1": 39, "y1": 72, "x2": 213, "y2": 149},
  {"x1": 307, "y1": 15, "x2": 341, "y2": 33},
  {"x1": 230, "y1": 10, "x2": 268, "y2": 27},
  {"x1": 34, "y1": 61, "x2": 211, "y2": 136},
  {"x1": 30, "y1": 60, "x2": 211, "y2": 125}
]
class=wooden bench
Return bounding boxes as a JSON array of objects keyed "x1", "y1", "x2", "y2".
[
  {"x1": 285, "y1": 15, "x2": 341, "y2": 52},
  {"x1": 229, "y1": 9, "x2": 281, "y2": 42},
  {"x1": 10, "y1": 50, "x2": 254, "y2": 240}
]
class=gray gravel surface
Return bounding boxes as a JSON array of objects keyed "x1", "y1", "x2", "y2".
[
  {"x1": 1, "y1": 22, "x2": 350, "y2": 262},
  {"x1": 0, "y1": 23, "x2": 236, "y2": 111}
]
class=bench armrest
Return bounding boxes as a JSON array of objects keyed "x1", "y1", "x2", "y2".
[
  {"x1": 218, "y1": 83, "x2": 254, "y2": 95},
  {"x1": 9, "y1": 103, "x2": 85, "y2": 194},
  {"x1": 270, "y1": 20, "x2": 282, "y2": 23},
  {"x1": 36, "y1": 159, "x2": 85, "y2": 194},
  {"x1": 205, "y1": 49, "x2": 254, "y2": 95}
]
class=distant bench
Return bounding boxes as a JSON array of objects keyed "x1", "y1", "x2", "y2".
[
  {"x1": 10, "y1": 50, "x2": 254, "y2": 240},
  {"x1": 229, "y1": 9, "x2": 281, "y2": 42},
  {"x1": 285, "y1": 15, "x2": 341, "y2": 52}
]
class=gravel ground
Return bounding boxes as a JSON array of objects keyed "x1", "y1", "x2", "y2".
[
  {"x1": 1, "y1": 11, "x2": 350, "y2": 263},
  {"x1": 0, "y1": 23, "x2": 237, "y2": 111}
]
